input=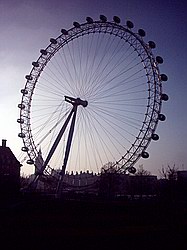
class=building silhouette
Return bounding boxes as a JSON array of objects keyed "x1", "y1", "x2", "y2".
[
  {"x1": 0, "y1": 139, "x2": 21, "y2": 197},
  {"x1": 24, "y1": 164, "x2": 187, "y2": 201}
]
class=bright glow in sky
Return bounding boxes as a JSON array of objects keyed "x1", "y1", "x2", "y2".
[{"x1": 0, "y1": 0, "x2": 187, "y2": 177}]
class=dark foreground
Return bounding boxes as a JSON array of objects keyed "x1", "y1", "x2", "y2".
[{"x1": 0, "y1": 196, "x2": 187, "y2": 250}]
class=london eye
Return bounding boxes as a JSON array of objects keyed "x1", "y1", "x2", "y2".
[{"x1": 18, "y1": 15, "x2": 168, "y2": 189}]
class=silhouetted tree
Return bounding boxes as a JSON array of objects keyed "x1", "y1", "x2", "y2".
[
  {"x1": 135, "y1": 164, "x2": 151, "y2": 176},
  {"x1": 158, "y1": 164, "x2": 179, "y2": 202},
  {"x1": 101, "y1": 162, "x2": 117, "y2": 173},
  {"x1": 100, "y1": 162, "x2": 121, "y2": 199},
  {"x1": 159, "y1": 164, "x2": 178, "y2": 180}
]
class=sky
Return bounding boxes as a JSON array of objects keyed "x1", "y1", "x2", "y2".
[{"x1": 0, "y1": 0, "x2": 187, "y2": 177}]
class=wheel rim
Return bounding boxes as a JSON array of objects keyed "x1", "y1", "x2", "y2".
[{"x1": 18, "y1": 17, "x2": 167, "y2": 175}]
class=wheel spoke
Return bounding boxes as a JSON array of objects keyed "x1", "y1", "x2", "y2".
[{"x1": 18, "y1": 16, "x2": 166, "y2": 188}]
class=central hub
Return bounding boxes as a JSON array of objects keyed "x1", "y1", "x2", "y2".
[{"x1": 65, "y1": 96, "x2": 88, "y2": 107}]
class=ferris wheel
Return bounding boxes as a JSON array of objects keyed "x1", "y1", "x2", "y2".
[{"x1": 18, "y1": 15, "x2": 168, "y2": 181}]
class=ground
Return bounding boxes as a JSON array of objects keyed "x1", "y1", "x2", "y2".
[{"x1": 0, "y1": 195, "x2": 186, "y2": 249}]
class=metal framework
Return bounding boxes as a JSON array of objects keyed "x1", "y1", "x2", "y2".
[{"x1": 18, "y1": 15, "x2": 168, "y2": 188}]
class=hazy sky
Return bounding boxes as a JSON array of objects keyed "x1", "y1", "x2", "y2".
[{"x1": 0, "y1": 0, "x2": 187, "y2": 176}]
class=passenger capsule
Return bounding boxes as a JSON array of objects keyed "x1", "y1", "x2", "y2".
[
  {"x1": 50, "y1": 38, "x2": 57, "y2": 44},
  {"x1": 21, "y1": 89, "x2": 28, "y2": 95},
  {"x1": 100, "y1": 15, "x2": 107, "y2": 22},
  {"x1": 73, "y1": 21, "x2": 80, "y2": 28},
  {"x1": 61, "y1": 29, "x2": 68, "y2": 35},
  {"x1": 21, "y1": 146, "x2": 29, "y2": 152},
  {"x1": 160, "y1": 74, "x2": 168, "y2": 81},
  {"x1": 151, "y1": 134, "x2": 159, "y2": 141},
  {"x1": 126, "y1": 20, "x2": 134, "y2": 29},
  {"x1": 25, "y1": 75, "x2": 33, "y2": 80},
  {"x1": 156, "y1": 56, "x2": 163, "y2": 64},
  {"x1": 32, "y1": 61, "x2": 39, "y2": 67},
  {"x1": 40, "y1": 49, "x2": 47, "y2": 55},
  {"x1": 128, "y1": 166, "x2": 136, "y2": 174},
  {"x1": 113, "y1": 16, "x2": 121, "y2": 24},
  {"x1": 17, "y1": 118, "x2": 24, "y2": 124},
  {"x1": 18, "y1": 104, "x2": 25, "y2": 109},
  {"x1": 141, "y1": 151, "x2": 149, "y2": 158},
  {"x1": 18, "y1": 133, "x2": 25, "y2": 138},
  {"x1": 148, "y1": 41, "x2": 156, "y2": 49},
  {"x1": 86, "y1": 16, "x2": 93, "y2": 23},
  {"x1": 27, "y1": 159, "x2": 34, "y2": 165},
  {"x1": 161, "y1": 93, "x2": 169, "y2": 101},
  {"x1": 158, "y1": 114, "x2": 166, "y2": 121},
  {"x1": 138, "y1": 29, "x2": 146, "y2": 37}
]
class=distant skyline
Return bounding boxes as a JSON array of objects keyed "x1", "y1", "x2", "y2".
[{"x1": 0, "y1": 0, "x2": 187, "y2": 176}]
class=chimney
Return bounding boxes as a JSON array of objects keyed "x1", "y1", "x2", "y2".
[{"x1": 2, "y1": 139, "x2": 7, "y2": 147}]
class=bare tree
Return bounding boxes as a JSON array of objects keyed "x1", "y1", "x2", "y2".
[
  {"x1": 159, "y1": 166, "x2": 168, "y2": 179},
  {"x1": 159, "y1": 164, "x2": 178, "y2": 180},
  {"x1": 101, "y1": 162, "x2": 117, "y2": 173},
  {"x1": 135, "y1": 164, "x2": 151, "y2": 176},
  {"x1": 100, "y1": 162, "x2": 121, "y2": 199}
]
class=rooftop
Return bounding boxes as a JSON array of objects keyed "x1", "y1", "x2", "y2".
[{"x1": 0, "y1": 139, "x2": 21, "y2": 167}]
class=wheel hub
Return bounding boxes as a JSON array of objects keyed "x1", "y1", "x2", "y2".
[{"x1": 65, "y1": 96, "x2": 88, "y2": 107}]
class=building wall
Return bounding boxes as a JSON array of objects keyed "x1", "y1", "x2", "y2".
[
  {"x1": 62, "y1": 172, "x2": 158, "y2": 197},
  {"x1": 0, "y1": 140, "x2": 21, "y2": 196}
]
